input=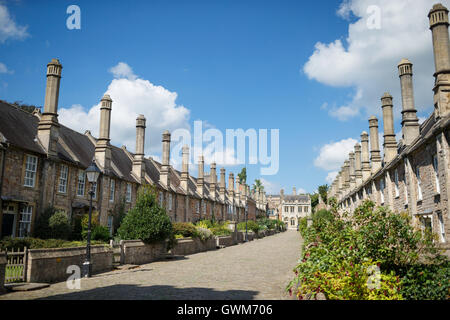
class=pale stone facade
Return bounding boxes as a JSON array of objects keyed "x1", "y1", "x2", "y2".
[
  {"x1": 328, "y1": 3, "x2": 450, "y2": 255},
  {"x1": 0, "y1": 60, "x2": 267, "y2": 239},
  {"x1": 268, "y1": 188, "x2": 311, "y2": 230}
]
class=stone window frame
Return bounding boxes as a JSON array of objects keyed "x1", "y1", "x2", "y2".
[
  {"x1": 126, "y1": 183, "x2": 132, "y2": 203},
  {"x1": 159, "y1": 192, "x2": 164, "y2": 207},
  {"x1": 415, "y1": 165, "x2": 423, "y2": 202},
  {"x1": 437, "y1": 211, "x2": 446, "y2": 243},
  {"x1": 432, "y1": 154, "x2": 440, "y2": 194},
  {"x1": 394, "y1": 169, "x2": 400, "y2": 199},
  {"x1": 58, "y1": 164, "x2": 69, "y2": 194},
  {"x1": 168, "y1": 193, "x2": 173, "y2": 212},
  {"x1": 18, "y1": 204, "x2": 33, "y2": 238},
  {"x1": 23, "y1": 154, "x2": 38, "y2": 188},
  {"x1": 77, "y1": 170, "x2": 86, "y2": 197},
  {"x1": 379, "y1": 178, "x2": 385, "y2": 205},
  {"x1": 109, "y1": 179, "x2": 115, "y2": 202}
]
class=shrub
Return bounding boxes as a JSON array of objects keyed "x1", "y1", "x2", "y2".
[
  {"x1": 312, "y1": 209, "x2": 334, "y2": 224},
  {"x1": 33, "y1": 206, "x2": 55, "y2": 239},
  {"x1": 287, "y1": 200, "x2": 448, "y2": 300},
  {"x1": 210, "y1": 226, "x2": 232, "y2": 236},
  {"x1": 48, "y1": 211, "x2": 72, "y2": 240},
  {"x1": 69, "y1": 214, "x2": 83, "y2": 241},
  {"x1": 397, "y1": 262, "x2": 450, "y2": 300},
  {"x1": 0, "y1": 237, "x2": 107, "y2": 250},
  {"x1": 196, "y1": 221, "x2": 210, "y2": 230},
  {"x1": 197, "y1": 219, "x2": 213, "y2": 229},
  {"x1": 298, "y1": 217, "x2": 308, "y2": 234},
  {"x1": 173, "y1": 222, "x2": 198, "y2": 238},
  {"x1": 237, "y1": 220, "x2": 260, "y2": 233},
  {"x1": 117, "y1": 185, "x2": 173, "y2": 244},
  {"x1": 195, "y1": 227, "x2": 213, "y2": 241},
  {"x1": 91, "y1": 225, "x2": 111, "y2": 242}
]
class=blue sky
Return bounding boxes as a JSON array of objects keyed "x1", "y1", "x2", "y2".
[{"x1": 0, "y1": 0, "x2": 441, "y2": 194}]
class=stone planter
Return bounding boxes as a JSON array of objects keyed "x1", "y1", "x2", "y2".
[
  {"x1": 26, "y1": 245, "x2": 113, "y2": 283},
  {"x1": 120, "y1": 240, "x2": 167, "y2": 265},
  {"x1": 215, "y1": 235, "x2": 235, "y2": 247},
  {"x1": 0, "y1": 252, "x2": 6, "y2": 294},
  {"x1": 171, "y1": 237, "x2": 216, "y2": 256}
]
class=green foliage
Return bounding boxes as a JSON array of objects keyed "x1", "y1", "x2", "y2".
[
  {"x1": 0, "y1": 237, "x2": 107, "y2": 250},
  {"x1": 196, "y1": 220, "x2": 212, "y2": 229},
  {"x1": 173, "y1": 222, "x2": 198, "y2": 238},
  {"x1": 33, "y1": 206, "x2": 56, "y2": 239},
  {"x1": 396, "y1": 262, "x2": 450, "y2": 300},
  {"x1": 195, "y1": 227, "x2": 213, "y2": 241},
  {"x1": 69, "y1": 215, "x2": 83, "y2": 241},
  {"x1": 237, "y1": 167, "x2": 247, "y2": 184},
  {"x1": 48, "y1": 211, "x2": 72, "y2": 240},
  {"x1": 287, "y1": 200, "x2": 448, "y2": 300},
  {"x1": 237, "y1": 220, "x2": 260, "y2": 233},
  {"x1": 312, "y1": 209, "x2": 333, "y2": 224},
  {"x1": 117, "y1": 185, "x2": 173, "y2": 244},
  {"x1": 90, "y1": 225, "x2": 111, "y2": 242},
  {"x1": 298, "y1": 217, "x2": 308, "y2": 234},
  {"x1": 113, "y1": 197, "x2": 127, "y2": 234},
  {"x1": 210, "y1": 226, "x2": 232, "y2": 236},
  {"x1": 317, "y1": 185, "x2": 329, "y2": 204}
]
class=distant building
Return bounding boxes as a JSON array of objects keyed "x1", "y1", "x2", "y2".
[{"x1": 267, "y1": 188, "x2": 311, "y2": 230}]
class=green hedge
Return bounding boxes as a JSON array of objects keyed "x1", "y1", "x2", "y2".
[{"x1": 0, "y1": 237, "x2": 107, "y2": 250}]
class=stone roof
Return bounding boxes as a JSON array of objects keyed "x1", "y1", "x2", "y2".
[{"x1": 283, "y1": 195, "x2": 310, "y2": 203}]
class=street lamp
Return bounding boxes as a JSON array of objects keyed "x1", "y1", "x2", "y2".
[
  {"x1": 244, "y1": 204, "x2": 248, "y2": 242},
  {"x1": 82, "y1": 158, "x2": 101, "y2": 278}
]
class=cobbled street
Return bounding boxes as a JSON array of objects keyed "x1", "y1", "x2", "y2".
[{"x1": 0, "y1": 231, "x2": 302, "y2": 300}]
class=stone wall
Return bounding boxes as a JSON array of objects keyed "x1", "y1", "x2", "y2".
[
  {"x1": 171, "y1": 238, "x2": 216, "y2": 256},
  {"x1": 26, "y1": 245, "x2": 113, "y2": 283},
  {"x1": 0, "y1": 252, "x2": 6, "y2": 294},
  {"x1": 216, "y1": 236, "x2": 235, "y2": 247},
  {"x1": 120, "y1": 240, "x2": 167, "y2": 265}
]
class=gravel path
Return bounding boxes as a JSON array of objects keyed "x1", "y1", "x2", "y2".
[{"x1": 0, "y1": 231, "x2": 302, "y2": 300}]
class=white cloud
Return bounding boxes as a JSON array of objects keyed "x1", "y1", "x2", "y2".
[
  {"x1": 314, "y1": 138, "x2": 358, "y2": 171},
  {"x1": 260, "y1": 178, "x2": 281, "y2": 194},
  {"x1": 0, "y1": 4, "x2": 29, "y2": 43},
  {"x1": 326, "y1": 171, "x2": 339, "y2": 184},
  {"x1": 59, "y1": 63, "x2": 190, "y2": 155},
  {"x1": 304, "y1": 0, "x2": 447, "y2": 121},
  {"x1": 108, "y1": 62, "x2": 137, "y2": 80},
  {"x1": 0, "y1": 62, "x2": 12, "y2": 74}
]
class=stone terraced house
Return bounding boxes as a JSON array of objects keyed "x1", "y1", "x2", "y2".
[
  {"x1": 0, "y1": 59, "x2": 267, "y2": 239},
  {"x1": 328, "y1": 3, "x2": 450, "y2": 255},
  {"x1": 267, "y1": 188, "x2": 311, "y2": 230}
]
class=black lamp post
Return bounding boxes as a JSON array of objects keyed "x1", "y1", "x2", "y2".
[{"x1": 82, "y1": 159, "x2": 101, "y2": 278}]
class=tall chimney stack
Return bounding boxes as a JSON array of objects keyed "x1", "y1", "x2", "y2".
[
  {"x1": 293, "y1": 187, "x2": 297, "y2": 195},
  {"x1": 429, "y1": 4, "x2": 450, "y2": 118},
  {"x1": 219, "y1": 168, "x2": 226, "y2": 202},
  {"x1": 160, "y1": 130, "x2": 171, "y2": 187},
  {"x1": 95, "y1": 94, "x2": 113, "y2": 172},
  {"x1": 38, "y1": 58, "x2": 63, "y2": 157},
  {"x1": 197, "y1": 155, "x2": 204, "y2": 196},
  {"x1": 132, "y1": 115, "x2": 146, "y2": 183},
  {"x1": 343, "y1": 160, "x2": 350, "y2": 194},
  {"x1": 381, "y1": 93, "x2": 398, "y2": 163},
  {"x1": 210, "y1": 162, "x2": 217, "y2": 199},
  {"x1": 180, "y1": 145, "x2": 189, "y2": 192},
  {"x1": 360, "y1": 132, "x2": 371, "y2": 181},
  {"x1": 369, "y1": 116, "x2": 382, "y2": 174},
  {"x1": 354, "y1": 143, "x2": 363, "y2": 186},
  {"x1": 349, "y1": 152, "x2": 356, "y2": 190},
  {"x1": 398, "y1": 59, "x2": 420, "y2": 145}
]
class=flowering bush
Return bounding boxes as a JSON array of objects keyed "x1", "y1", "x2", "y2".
[
  {"x1": 287, "y1": 200, "x2": 449, "y2": 300},
  {"x1": 195, "y1": 227, "x2": 213, "y2": 241}
]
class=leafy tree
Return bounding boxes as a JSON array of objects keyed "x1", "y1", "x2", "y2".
[
  {"x1": 318, "y1": 184, "x2": 329, "y2": 203},
  {"x1": 48, "y1": 211, "x2": 72, "y2": 240},
  {"x1": 9, "y1": 100, "x2": 42, "y2": 114},
  {"x1": 252, "y1": 179, "x2": 264, "y2": 192},
  {"x1": 117, "y1": 185, "x2": 173, "y2": 244},
  {"x1": 33, "y1": 206, "x2": 56, "y2": 239},
  {"x1": 237, "y1": 167, "x2": 247, "y2": 184}
]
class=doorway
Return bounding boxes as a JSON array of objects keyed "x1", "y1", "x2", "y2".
[{"x1": 1, "y1": 204, "x2": 17, "y2": 238}]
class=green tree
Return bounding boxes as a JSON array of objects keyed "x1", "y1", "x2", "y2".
[
  {"x1": 48, "y1": 211, "x2": 72, "y2": 240},
  {"x1": 237, "y1": 167, "x2": 247, "y2": 184},
  {"x1": 318, "y1": 184, "x2": 329, "y2": 203},
  {"x1": 252, "y1": 179, "x2": 264, "y2": 192},
  {"x1": 117, "y1": 185, "x2": 173, "y2": 244}
]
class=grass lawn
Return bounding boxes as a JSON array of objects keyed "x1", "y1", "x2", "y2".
[{"x1": 5, "y1": 265, "x2": 24, "y2": 283}]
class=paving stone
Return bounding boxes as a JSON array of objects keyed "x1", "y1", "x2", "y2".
[{"x1": 0, "y1": 231, "x2": 302, "y2": 300}]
